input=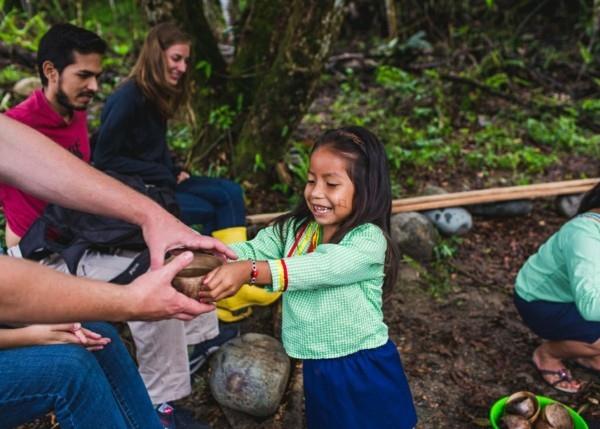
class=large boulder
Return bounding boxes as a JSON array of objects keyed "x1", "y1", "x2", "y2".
[
  {"x1": 390, "y1": 212, "x2": 439, "y2": 262},
  {"x1": 209, "y1": 333, "x2": 290, "y2": 417}
]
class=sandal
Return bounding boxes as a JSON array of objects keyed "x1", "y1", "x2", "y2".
[{"x1": 533, "y1": 362, "x2": 581, "y2": 394}]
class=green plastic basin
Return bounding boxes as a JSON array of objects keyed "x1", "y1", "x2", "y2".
[{"x1": 489, "y1": 395, "x2": 588, "y2": 429}]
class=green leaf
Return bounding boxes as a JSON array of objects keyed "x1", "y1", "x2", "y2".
[{"x1": 579, "y1": 43, "x2": 592, "y2": 64}]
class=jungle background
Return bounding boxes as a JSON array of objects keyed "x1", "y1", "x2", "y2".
[{"x1": 1, "y1": 0, "x2": 600, "y2": 427}]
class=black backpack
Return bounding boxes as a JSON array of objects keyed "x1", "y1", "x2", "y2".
[{"x1": 18, "y1": 172, "x2": 179, "y2": 284}]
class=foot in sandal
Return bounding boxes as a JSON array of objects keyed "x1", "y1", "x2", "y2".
[{"x1": 532, "y1": 348, "x2": 582, "y2": 394}]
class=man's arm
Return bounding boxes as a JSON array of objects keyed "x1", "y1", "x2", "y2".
[
  {"x1": 0, "y1": 114, "x2": 236, "y2": 267},
  {"x1": 0, "y1": 252, "x2": 214, "y2": 323}
]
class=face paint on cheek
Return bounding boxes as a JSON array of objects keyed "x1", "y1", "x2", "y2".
[{"x1": 337, "y1": 199, "x2": 348, "y2": 208}]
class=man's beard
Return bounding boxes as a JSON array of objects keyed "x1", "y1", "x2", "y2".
[{"x1": 55, "y1": 78, "x2": 94, "y2": 113}]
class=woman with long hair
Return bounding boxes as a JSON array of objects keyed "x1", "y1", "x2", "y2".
[
  {"x1": 94, "y1": 23, "x2": 278, "y2": 325},
  {"x1": 93, "y1": 22, "x2": 251, "y2": 429},
  {"x1": 514, "y1": 182, "x2": 600, "y2": 394}
]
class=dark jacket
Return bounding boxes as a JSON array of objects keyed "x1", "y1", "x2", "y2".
[{"x1": 93, "y1": 80, "x2": 179, "y2": 188}]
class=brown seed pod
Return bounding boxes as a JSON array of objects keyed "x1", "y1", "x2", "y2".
[
  {"x1": 537, "y1": 403, "x2": 573, "y2": 429},
  {"x1": 500, "y1": 414, "x2": 532, "y2": 429},
  {"x1": 505, "y1": 392, "x2": 539, "y2": 420},
  {"x1": 504, "y1": 391, "x2": 540, "y2": 424},
  {"x1": 168, "y1": 250, "x2": 223, "y2": 298}
]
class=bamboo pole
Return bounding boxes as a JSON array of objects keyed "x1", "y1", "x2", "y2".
[{"x1": 246, "y1": 178, "x2": 599, "y2": 225}]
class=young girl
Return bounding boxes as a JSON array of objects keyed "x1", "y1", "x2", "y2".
[{"x1": 200, "y1": 126, "x2": 418, "y2": 429}]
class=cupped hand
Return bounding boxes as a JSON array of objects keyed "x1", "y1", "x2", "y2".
[
  {"x1": 140, "y1": 207, "x2": 237, "y2": 269},
  {"x1": 127, "y1": 251, "x2": 216, "y2": 321}
]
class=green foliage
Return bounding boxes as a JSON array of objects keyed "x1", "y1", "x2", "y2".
[
  {"x1": 0, "y1": 8, "x2": 49, "y2": 51},
  {"x1": 433, "y1": 237, "x2": 462, "y2": 261},
  {"x1": 527, "y1": 116, "x2": 600, "y2": 154},
  {"x1": 286, "y1": 143, "x2": 311, "y2": 183},
  {"x1": 0, "y1": 64, "x2": 29, "y2": 85},
  {"x1": 581, "y1": 99, "x2": 600, "y2": 112},
  {"x1": 467, "y1": 123, "x2": 557, "y2": 173},
  {"x1": 208, "y1": 104, "x2": 237, "y2": 131}
]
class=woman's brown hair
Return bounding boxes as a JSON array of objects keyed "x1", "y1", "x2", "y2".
[{"x1": 130, "y1": 22, "x2": 191, "y2": 119}]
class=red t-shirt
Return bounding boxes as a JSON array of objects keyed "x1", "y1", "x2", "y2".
[{"x1": 0, "y1": 89, "x2": 90, "y2": 237}]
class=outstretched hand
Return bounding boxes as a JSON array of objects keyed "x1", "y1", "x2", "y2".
[
  {"x1": 140, "y1": 207, "x2": 237, "y2": 269},
  {"x1": 127, "y1": 251, "x2": 216, "y2": 320},
  {"x1": 198, "y1": 261, "x2": 250, "y2": 302}
]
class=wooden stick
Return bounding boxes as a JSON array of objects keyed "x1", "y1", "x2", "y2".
[
  {"x1": 392, "y1": 179, "x2": 597, "y2": 211},
  {"x1": 246, "y1": 178, "x2": 599, "y2": 224}
]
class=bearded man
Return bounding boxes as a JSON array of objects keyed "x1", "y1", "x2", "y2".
[{"x1": 1, "y1": 23, "x2": 105, "y2": 247}]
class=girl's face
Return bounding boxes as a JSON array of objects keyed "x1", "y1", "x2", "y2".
[
  {"x1": 304, "y1": 147, "x2": 355, "y2": 241},
  {"x1": 164, "y1": 43, "x2": 190, "y2": 86}
]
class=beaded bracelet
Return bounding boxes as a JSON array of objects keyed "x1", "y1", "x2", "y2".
[{"x1": 250, "y1": 259, "x2": 258, "y2": 284}]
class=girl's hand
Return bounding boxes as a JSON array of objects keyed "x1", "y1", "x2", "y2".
[
  {"x1": 176, "y1": 171, "x2": 190, "y2": 184},
  {"x1": 22, "y1": 323, "x2": 111, "y2": 351},
  {"x1": 199, "y1": 261, "x2": 250, "y2": 302}
]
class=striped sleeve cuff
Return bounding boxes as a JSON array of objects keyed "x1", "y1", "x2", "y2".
[{"x1": 267, "y1": 259, "x2": 288, "y2": 292}]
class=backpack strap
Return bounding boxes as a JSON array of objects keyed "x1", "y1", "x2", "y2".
[{"x1": 109, "y1": 249, "x2": 151, "y2": 285}]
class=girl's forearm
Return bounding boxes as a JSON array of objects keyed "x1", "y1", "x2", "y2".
[
  {"x1": 0, "y1": 327, "x2": 36, "y2": 349},
  {"x1": 249, "y1": 261, "x2": 273, "y2": 285}
]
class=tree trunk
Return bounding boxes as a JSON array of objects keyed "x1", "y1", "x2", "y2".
[
  {"x1": 231, "y1": 0, "x2": 345, "y2": 179},
  {"x1": 141, "y1": 0, "x2": 346, "y2": 182}
]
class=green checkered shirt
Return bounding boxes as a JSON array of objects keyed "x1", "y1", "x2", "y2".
[{"x1": 230, "y1": 221, "x2": 389, "y2": 359}]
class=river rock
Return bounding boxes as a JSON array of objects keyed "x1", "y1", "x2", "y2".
[
  {"x1": 469, "y1": 200, "x2": 532, "y2": 217},
  {"x1": 12, "y1": 77, "x2": 41, "y2": 97},
  {"x1": 390, "y1": 212, "x2": 439, "y2": 262},
  {"x1": 423, "y1": 208, "x2": 473, "y2": 236},
  {"x1": 209, "y1": 333, "x2": 290, "y2": 417},
  {"x1": 555, "y1": 194, "x2": 583, "y2": 218},
  {"x1": 421, "y1": 185, "x2": 473, "y2": 236}
]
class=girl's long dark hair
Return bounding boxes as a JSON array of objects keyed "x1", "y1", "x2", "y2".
[
  {"x1": 577, "y1": 182, "x2": 600, "y2": 214},
  {"x1": 274, "y1": 126, "x2": 399, "y2": 291}
]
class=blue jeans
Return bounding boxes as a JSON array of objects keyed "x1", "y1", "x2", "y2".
[
  {"x1": 175, "y1": 176, "x2": 245, "y2": 234},
  {"x1": 0, "y1": 322, "x2": 161, "y2": 429}
]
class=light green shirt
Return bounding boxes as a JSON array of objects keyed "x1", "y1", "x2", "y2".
[
  {"x1": 515, "y1": 213, "x2": 600, "y2": 321},
  {"x1": 230, "y1": 221, "x2": 389, "y2": 359}
]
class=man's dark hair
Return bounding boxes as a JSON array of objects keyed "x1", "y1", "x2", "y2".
[{"x1": 37, "y1": 23, "x2": 107, "y2": 86}]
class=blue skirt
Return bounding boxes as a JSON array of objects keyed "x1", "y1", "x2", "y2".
[
  {"x1": 303, "y1": 340, "x2": 417, "y2": 429},
  {"x1": 514, "y1": 293, "x2": 600, "y2": 343}
]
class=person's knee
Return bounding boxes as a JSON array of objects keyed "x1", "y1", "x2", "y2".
[
  {"x1": 52, "y1": 346, "x2": 102, "y2": 385},
  {"x1": 223, "y1": 180, "x2": 244, "y2": 201},
  {"x1": 83, "y1": 321, "x2": 119, "y2": 342}
]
